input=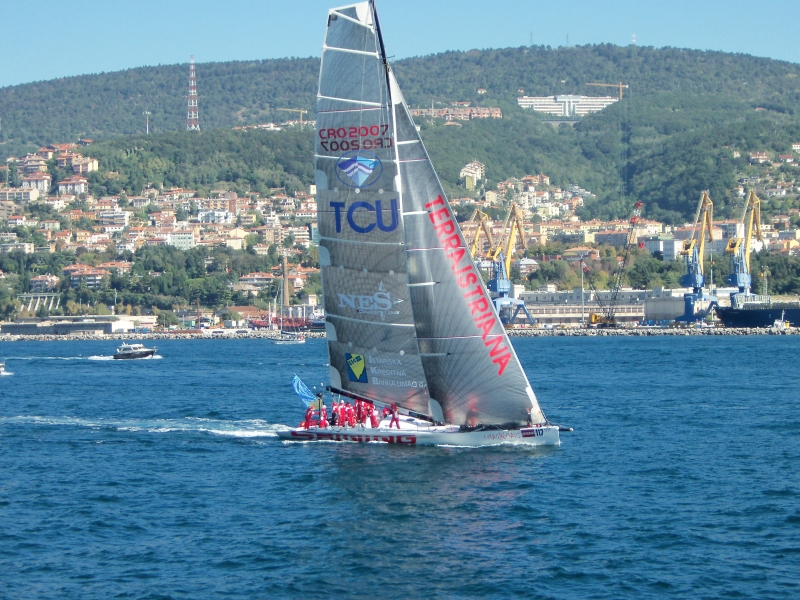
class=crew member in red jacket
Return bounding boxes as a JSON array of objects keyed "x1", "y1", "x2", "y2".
[
  {"x1": 368, "y1": 403, "x2": 379, "y2": 429},
  {"x1": 389, "y1": 403, "x2": 401, "y2": 429},
  {"x1": 319, "y1": 402, "x2": 328, "y2": 428},
  {"x1": 303, "y1": 405, "x2": 315, "y2": 429}
]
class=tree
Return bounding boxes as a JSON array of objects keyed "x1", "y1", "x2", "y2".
[{"x1": 157, "y1": 311, "x2": 179, "y2": 327}]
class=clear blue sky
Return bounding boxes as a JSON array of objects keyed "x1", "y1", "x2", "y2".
[{"x1": 1, "y1": 0, "x2": 798, "y2": 88}]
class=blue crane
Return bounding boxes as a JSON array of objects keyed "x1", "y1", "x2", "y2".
[{"x1": 676, "y1": 191, "x2": 716, "y2": 322}]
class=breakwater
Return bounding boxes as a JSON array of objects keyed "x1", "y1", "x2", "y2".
[{"x1": 0, "y1": 327, "x2": 794, "y2": 342}]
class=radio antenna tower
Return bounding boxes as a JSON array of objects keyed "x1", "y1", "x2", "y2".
[{"x1": 187, "y1": 55, "x2": 200, "y2": 131}]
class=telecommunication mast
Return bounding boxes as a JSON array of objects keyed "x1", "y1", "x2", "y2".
[{"x1": 187, "y1": 55, "x2": 200, "y2": 131}]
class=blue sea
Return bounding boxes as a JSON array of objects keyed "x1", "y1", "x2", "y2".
[{"x1": 1, "y1": 336, "x2": 798, "y2": 599}]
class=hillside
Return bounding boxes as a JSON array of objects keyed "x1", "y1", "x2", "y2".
[
  {"x1": 2, "y1": 44, "x2": 799, "y2": 146},
  {"x1": 3, "y1": 44, "x2": 800, "y2": 222}
]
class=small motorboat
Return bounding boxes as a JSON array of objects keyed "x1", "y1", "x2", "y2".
[{"x1": 113, "y1": 343, "x2": 157, "y2": 360}]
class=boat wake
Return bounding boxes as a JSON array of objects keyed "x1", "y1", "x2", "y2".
[
  {"x1": 88, "y1": 355, "x2": 163, "y2": 361},
  {"x1": 8, "y1": 355, "x2": 163, "y2": 362},
  {"x1": 0, "y1": 415, "x2": 289, "y2": 438}
]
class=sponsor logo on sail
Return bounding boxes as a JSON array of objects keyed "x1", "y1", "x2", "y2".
[
  {"x1": 337, "y1": 281, "x2": 402, "y2": 321},
  {"x1": 425, "y1": 194, "x2": 513, "y2": 376},
  {"x1": 330, "y1": 198, "x2": 398, "y2": 234},
  {"x1": 335, "y1": 151, "x2": 382, "y2": 188},
  {"x1": 345, "y1": 353, "x2": 368, "y2": 383}
]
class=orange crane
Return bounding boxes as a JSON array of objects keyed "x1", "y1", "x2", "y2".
[{"x1": 586, "y1": 82, "x2": 629, "y2": 100}]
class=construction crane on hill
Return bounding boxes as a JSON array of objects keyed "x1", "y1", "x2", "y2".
[
  {"x1": 676, "y1": 191, "x2": 717, "y2": 322},
  {"x1": 278, "y1": 108, "x2": 308, "y2": 126},
  {"x1": 583, "y1": 201, "x2": 644, "y2": 327},
  {"x1": 485, "y1": 203, "x2": 535, "y2": 326},
  {"x1": 725, "y1": 190, "x2": 763, "y2": 296},
  {"x1": 586, "y1": 82, "x2": 629, "y2": 100}
]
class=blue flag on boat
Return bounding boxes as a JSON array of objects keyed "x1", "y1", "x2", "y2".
[{"x1": 292, "y1": 374, "x2": 320, "y2": 408}]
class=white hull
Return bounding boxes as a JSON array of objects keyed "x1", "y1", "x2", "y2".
[{"x1": 276, "y1": 424, "x2": 559, "y2": 447}]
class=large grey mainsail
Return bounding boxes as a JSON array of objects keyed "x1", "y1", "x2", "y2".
[
  {"x1": 316, "y1": 1, "x2": 545, "y2": 426},
  {"x1": 315, "y1": 2, "x2": 432, "y2": 417}
]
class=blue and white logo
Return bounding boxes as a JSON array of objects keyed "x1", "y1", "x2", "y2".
[{"x1": 336, "y1": 151, "x2": 382, "y2": 188}]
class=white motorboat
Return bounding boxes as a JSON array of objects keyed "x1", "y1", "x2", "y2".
[
  {"x1": 276, "y1": 2, "x2": 564, "y2": 447},
  {"x1": 113, "y1": 343, "x2": 157, "y2": 360}
]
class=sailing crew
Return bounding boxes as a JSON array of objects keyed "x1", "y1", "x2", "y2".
[
  {"x1": 330, "y1": 400, "x2": 338, "y2": 426},
  {"x1": 318, "y1": 395, "x2": 328, "y2": 428},
  {"x1": 389, "y1": 403, "x2": 400, "y2": 429},
  {"x1": 303, "y1": 405, "x2": 315, "y2": 430},
  {"x1": 368, "y1": 403, "x2": 379, "y2": 429},
  {"x1": 356, "y1": 400, "x2": 364, "y2": 425},
  {"x1": 346, "y1": 402, "x2": 356, "y2": 427}
]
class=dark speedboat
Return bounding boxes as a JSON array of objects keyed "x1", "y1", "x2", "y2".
[{"x1": 113, "y1": 343, "x2": 157, "y2": 360}]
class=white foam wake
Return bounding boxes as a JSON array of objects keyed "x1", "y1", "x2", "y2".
[{"x1": 0, "y1": 415, "x2": 290, "y2": 438}]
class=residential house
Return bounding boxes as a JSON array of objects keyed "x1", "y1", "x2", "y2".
[
  {"x1": 0, "y1": 187, "x2": 39, "y2": 202},
  {"x1": 39, "y1": 220, "x2": 61, "y2": 231},
  {"x1": 750, "y1": 151, "x2": 769, "y2": 164},
  {"x1": 69, "y1": 268, "x2": 110, "y2": 288},
  {"x1": 239, "y1": 272, "x2": 274, "y2": 287},
  {"x1": 30, "y1": 275, "x2": 59, "y2": 292},
  {"x1": 97, "y1": 261, "x2": 132, "y2": 274},
  {"x1": 58, "y1": 176, "x2": 89, "y2": 196},
  {"x1": 21, "y1": 172, "x2": 52, "y2": 193}
]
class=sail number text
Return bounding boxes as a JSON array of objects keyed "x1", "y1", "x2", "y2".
[{"x1": 319, "y1": 125, "x2": 393, "y2": 152}]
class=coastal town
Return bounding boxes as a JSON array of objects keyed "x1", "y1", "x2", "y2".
[{"x1": 1, "y1": 132, "x2": 799, "y2": 335}]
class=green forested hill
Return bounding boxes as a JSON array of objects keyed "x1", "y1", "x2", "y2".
[
  {"x1": 3, "y1": 44, "x2": 800, "y2": 222},
  {"x1": 2, "y1": 44, "x2": 799, "y2": 146}
]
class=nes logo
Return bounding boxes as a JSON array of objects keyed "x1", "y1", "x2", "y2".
[
  {"x1": 345, "y1": 353, "x2": 368, "y2": 383},
  {"x1": 336, "y1": 151, "x2": 382, "y2": 188},
  {"x1": 338, "y1": 281, "x2": 402, "y2": 321}
]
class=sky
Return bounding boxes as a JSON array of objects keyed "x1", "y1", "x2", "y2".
[{"x1": 1, "y1": 0, "x2": 798, "y2": 88}]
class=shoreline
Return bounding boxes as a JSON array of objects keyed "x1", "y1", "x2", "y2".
[{"x1": 0, "y1": 327, "x2": 795, "y2": 342}]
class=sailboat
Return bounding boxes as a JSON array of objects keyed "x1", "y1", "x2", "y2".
[
  {"x1": 276, "y1": 1, "x2": 560, "y2": 446},
  {"x1": 270, "y1": 256, "x2": 306, "y2": 344}
]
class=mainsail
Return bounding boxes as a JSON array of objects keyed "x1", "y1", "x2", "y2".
[{"x1": 316, "y1": 1, "x2": 545, "y2": 426}]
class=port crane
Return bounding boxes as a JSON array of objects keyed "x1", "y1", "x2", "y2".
[
  {"x1": 582, "y1": 201, "x2": 644, "y2": 327},
  {"x1": 277, "y1": 108, "x2": 308, "y2": 126},
  {"x1": 586, "y1": 82, "x2": 629, "y2": 101},
  {"x1": 724, "y1": 190, "x2": 762, "y2": 296},
  {"x1": 485, "y1": 203, "x2": 535, "y2": 326},
  {"x1": 465, "y1": 209, "x2": 495, "y2": 259},
  {"x1": 676, "y1": 191, "x2": 716, "y2": 322}
]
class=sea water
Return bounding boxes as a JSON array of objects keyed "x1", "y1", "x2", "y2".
[{"x1": 0, "y1": 336, "x2": 798, "y2": 599}]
